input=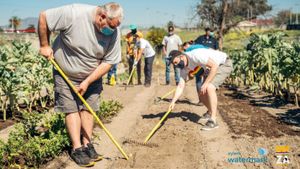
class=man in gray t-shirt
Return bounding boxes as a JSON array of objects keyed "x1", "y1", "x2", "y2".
[
  {"x1": 162, "y1": 25, "x2": 182, "y2": 85},
  {"x1": 38, "y1": 2, "x2": 123, "y2": 167}
]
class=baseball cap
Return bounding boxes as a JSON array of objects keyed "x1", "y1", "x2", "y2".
[
  {"x1": 168, "y1": 50, "x2": 183, "y2": 65},
  {"x1": 129, "y1": 24, "x2": 137, "y2": 30}
]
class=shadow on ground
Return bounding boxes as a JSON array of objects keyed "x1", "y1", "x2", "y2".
[
  {"x1": 277, "y1": 108, "x2": 300, "y2": 127},
  {"x1": 142, "y1": 111, "x2": 202, "y2": 125}
]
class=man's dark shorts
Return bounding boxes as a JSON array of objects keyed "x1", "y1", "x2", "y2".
[{"x1": 53, "y1": 69, "x2": 103, "y2": 113}]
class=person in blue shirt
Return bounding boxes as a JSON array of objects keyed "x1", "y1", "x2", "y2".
[
  {"x1": 106, "y1": 64, "x2": 118, "y2": 85},
  {"x1": 194, "y1": 28, "x2": 219, "y2": 50},
  {"x1": 183, "y1": 42, "x2": 208, "y2": 52}
]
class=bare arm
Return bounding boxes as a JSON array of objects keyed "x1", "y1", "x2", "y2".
[
  {"x1": 136, "y1": 48, "x2": 144, "y2": 61},
  {"x1": 77, "y1": 62, "x2": 112, "y2": 95},
  {"x1": 203, "y1": 58, "x2": 218, "y2": 84},
  {"x1": 200, "y1": 58, "x2": 218, "y2": 94},
  {"x1": 169, "y1": 78, "x2": 185, "y2": 109},
  {"x1": 86, "y1": 63, "x2": 112, "y2": 84},
  {"x1": 162, "y1": 45, "x2": 167, "y2": 56},
  {"x1": 38, "y1": 11, "x2": 53, "y2": 59}
]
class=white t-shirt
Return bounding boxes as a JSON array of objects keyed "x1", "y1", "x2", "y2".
[
  {"x1": 137, "y1": 38, "x2": 156, "y2": 58},
  {"x1": 180, "y1": 48, "x2": 227, "y2": 79},
  {"x1": 162, "y1": 34, "x2": 182, "y2": 57}
]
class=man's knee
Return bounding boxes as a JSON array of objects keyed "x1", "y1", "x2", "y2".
[{"x1": 207, "y1": 83, "x2": 216, "y2": 92}]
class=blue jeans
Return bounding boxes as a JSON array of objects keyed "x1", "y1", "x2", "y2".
[
  {"x1": 107, "y1": 64, "x2": 117, "y2": 83},
  {"x1": 165, "y1": 57, "x2": 180, "y2": 83},
  {"x1": 195, "y1": 70, "x2": 204, "y2": 93}
]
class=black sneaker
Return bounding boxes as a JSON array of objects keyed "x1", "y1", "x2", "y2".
[
  {"x1": 84, "y1": 143, "x2": 103, "y2": 162},
  {"x1": 70, "y1": 147, "x2": 95, "y2": 167},
  {"x1": 144, "y1": 83, "x2": 151, "y2": 87},
  {"x1": 201, "y1": 111, "x2": 211, "y2": 120},
  {"x1": 201, "y1": 120, "x2": 219, "y2": 131}
]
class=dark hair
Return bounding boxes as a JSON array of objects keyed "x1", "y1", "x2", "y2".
[
  {"x1": 169, "y1": 50, "x2": 183, "y2": 64},
  {"x1": 168, "y1": 25, "x2": 174, "y2": 32},
  {"x1": 205, "y1": 27, "x2": 210, "y2": 32},
  {"x1": 182, "y1": 42, "x2": 189, "y2": 47}
]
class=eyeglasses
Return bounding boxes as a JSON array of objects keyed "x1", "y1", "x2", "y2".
[{"x1": 105, "y1": 17, "x2": 120, "y2": 30}]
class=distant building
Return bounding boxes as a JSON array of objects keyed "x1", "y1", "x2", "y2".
[
  {"x1": 3, "y1": 27, "x2": 36, "y2": 33},
  {"x1": 251, "y1": 19, "x2": 274, "y2": 29},
  {"x1": 237, "y1": 19, "x2": 274, "y2": 31}
]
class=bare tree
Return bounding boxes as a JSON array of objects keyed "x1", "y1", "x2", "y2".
[{"x1": 195, "y1": 0, "x2": 272, "y2": 49}]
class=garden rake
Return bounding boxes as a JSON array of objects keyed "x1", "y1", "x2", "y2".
[{"x1": 49, "y1": 58, "x2": 129, "y2": 160}]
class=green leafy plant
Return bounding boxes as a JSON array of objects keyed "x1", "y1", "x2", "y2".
[
  {"x1": 229, "y1": 33, "x2": 300, "y2": 106},
  {"x1": 97, "y1": 100, "x2": 123, "y2": 120},
  {"x1": 0, "y1": 111, "x2": 69, "y2": 168},
  {"x1": 0, "y1": 40, "x2": 53, "y2": 120},
  {"x1": 146, "y1": 27, "x2": 167, "y2": 50}
]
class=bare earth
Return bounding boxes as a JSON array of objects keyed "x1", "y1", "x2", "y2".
[{"x1": 44, "y1": 74, "x2": 299, "y2": 169}]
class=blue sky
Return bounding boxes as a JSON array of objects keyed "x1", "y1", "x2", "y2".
[{"x1": 0, "y1": 0, "x2": 300, "y2": 27}]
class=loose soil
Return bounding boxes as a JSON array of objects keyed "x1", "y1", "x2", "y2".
[
  {"x1": 0, "y1": 119, "x2": 14, "y2": 130},
  {"x1": 44, "y1": 74, "x2": 300, "y2": 169}
]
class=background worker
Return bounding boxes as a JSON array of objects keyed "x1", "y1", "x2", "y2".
[
  {"x1": 162, "y1": 25, "x2": 182, "y2": 85},
  {"x1": 126, "y1": 24, "x2": 143, "y2": 85},
  {"x1": 135, "y1": 37, "x2": 156, "y2": 87},
  {"x1": 194, "y1": 27, "x2": 219, "y2": 50},
  {"x1": 107, "y1": 64, "x2": 118, "y2": 85}
]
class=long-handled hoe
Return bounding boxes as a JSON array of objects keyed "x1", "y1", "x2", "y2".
[{"x1": 50, "y1": 58, "x2": 129, "y2": 160}]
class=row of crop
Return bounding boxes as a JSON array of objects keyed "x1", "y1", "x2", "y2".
[
  {"x1": 0, "y1": 41, "x2": 53, "y2": 120},
  {"x1": 228, "y1": 33, "x2": 300, "y2": 106}
]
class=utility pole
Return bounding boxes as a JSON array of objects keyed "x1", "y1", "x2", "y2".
[{"x1": 296, "y1": 4, "x2": 299, "y2": 24}]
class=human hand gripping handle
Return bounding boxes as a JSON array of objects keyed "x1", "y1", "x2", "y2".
[
  {"x1": 39, "y1": 46, "x2": 54, "y2": 60},
  {"x1": 133, "y1": 59, "x2": 138, "y2": 66},
  {"x1": 77, "y1": 80, "x2": 90, "y2": 96},
  {"x1": 169, "y1": 101, "x2": 175, "y2": 110}
]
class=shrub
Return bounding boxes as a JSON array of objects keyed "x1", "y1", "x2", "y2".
[
  {"x1": 97, "y1": 100, "x2": 123, "y2": 120},
  {"x1": 0, "y1": 111, "x2": 69, "y2": 168},
  {"x1": 146, "y1": 27, "x2": 167, "y2": 50}
]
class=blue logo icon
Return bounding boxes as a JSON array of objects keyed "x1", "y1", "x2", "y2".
[{"x1": 258, "y1": 148, "x2": 268, "y2": 156}]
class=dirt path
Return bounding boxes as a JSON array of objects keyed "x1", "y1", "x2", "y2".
[
  {"x1": 107, "y1": 84, "x2": 248, "y2": 169},
  {"x1": 45, "y1": 79, "x2": 300, "y2": 169}
]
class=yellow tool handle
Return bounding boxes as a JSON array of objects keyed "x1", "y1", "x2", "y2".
[
  {"x1": 126, "y1": 65, "x2": 136, "y2": 87},
  {"x1": 160, "y1": 88, "x2": 176, "y2": 100},
  {"x1": 50, "y1": 58, "x2": 129, "y2": 160},
  {"x1": 144, "y1": 108, "x2": 172, "y2": 143},
  {"x1": 159, "y1": 78, "x2": 192, "y2": 101}
]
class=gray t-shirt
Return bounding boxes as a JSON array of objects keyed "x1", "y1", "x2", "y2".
[
  {"x1": 45, "y1": 4, "x2": 121, "y2": 81},
  {"x1": 162, "y1": 34, "x2": 182, "y2": 57}
]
